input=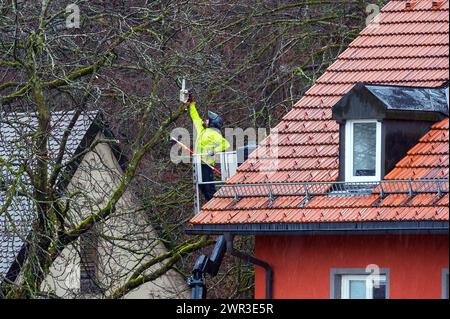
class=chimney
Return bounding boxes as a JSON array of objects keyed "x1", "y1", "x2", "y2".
[
  {"x1": 432, "y1": 1, "x2": 444, "y2": 9},
  {"x1": 405, "y1": 1, "x2": 417, "y2": 9}
]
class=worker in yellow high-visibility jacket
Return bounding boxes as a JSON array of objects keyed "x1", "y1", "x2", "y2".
[{"x1": 186, "y1": 94, "x2": 230, "y2": 200}]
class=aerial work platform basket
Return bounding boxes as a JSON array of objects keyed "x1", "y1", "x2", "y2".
[{"x1": 193, "y1": 145, "x2": 257, "y2": 214}]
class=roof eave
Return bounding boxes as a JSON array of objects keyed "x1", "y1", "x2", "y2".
[{"x1": 186, "y1": 220, "x2": 449, "y2": 236}]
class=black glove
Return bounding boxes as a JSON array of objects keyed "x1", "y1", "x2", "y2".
[{"x1": 187, "y1": 93, "x2": 195, "y2": 104}]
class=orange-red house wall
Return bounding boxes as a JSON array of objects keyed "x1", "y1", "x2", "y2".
[{"x1": 254, "y1": 234, "x2": 449, "y2": 299}]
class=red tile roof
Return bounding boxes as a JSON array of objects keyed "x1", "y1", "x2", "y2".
[
  {"x1": 385, "y1": 118, "x2": 449, "y2": 180},
  {"x1": 190, "y1": 0, "x2": 449, "y2": 227}
]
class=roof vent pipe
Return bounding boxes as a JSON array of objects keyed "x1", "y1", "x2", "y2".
[
  {"x1": 432, "y1": 1, "x2": 444, "y2": 9},
  {"x1": 405, "y1": 1, "x2": 417, "y2": 9}
]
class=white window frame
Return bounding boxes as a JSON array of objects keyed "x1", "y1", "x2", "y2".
[
  {"x1": 341, "y1": 274, "x2": 387, "y2": 299},
  {"x1": 443, "y1": 269, "x2": 449, "y2": 299},
  {"x1": 345, "y1": 120, "x2": 382, "y2": 182}
]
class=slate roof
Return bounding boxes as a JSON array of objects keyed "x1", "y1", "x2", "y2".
[
  {"x1": 0, "y1": 111, "x2": 99, "y2": 280},
  {"x1": 332, "y1": 83, "x2": 449, "y2": 122},
  {"x1": 189, "y1": 0, "x2": 450, "y2": 229},
  {"x1": 364, "y1": 84, "x2": 449, "y2": 115},
  {"x1": 0, "y1": 195, "x2": 34, "y2": 281}
]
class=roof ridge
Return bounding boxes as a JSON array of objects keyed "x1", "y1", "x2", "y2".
[{"x1": 0, "y1": 110, "x2": 100, "y2": 124}]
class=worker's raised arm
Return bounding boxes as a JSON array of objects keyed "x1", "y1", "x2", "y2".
[{"x1": 189, "y1": 102, "x2": 204, "y2": 134}]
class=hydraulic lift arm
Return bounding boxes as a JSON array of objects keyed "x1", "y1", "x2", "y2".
[
  {"x1": 187, "y1": 234, "x2": 273, "y2": 299},
  {"x1": 187, "y1": 236, "x2": 226, "y2": 299}
]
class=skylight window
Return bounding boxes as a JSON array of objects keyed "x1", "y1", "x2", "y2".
[{"x1": 345, "y1": 120, "x2": 382, "y2": 182}]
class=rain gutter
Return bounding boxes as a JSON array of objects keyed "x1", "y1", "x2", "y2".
[{"x1": 223, "y1": 233, "x2": 273, "y2": 299}]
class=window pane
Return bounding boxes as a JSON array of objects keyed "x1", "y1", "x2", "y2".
[
  {"x1": 373, "y1": 282, "x2": 387, "y2": 299},
  {"x1": 353, "y1": 122, "x2": 377, "y2": 177},
  {"x1": 349, "y1": 280, "x2": 366, "y2": 299}
]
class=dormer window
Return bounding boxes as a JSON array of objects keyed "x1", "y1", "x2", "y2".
[
  {"x1": 333, "y1": 83, "x2": 448, "y2": 182},
  {"x1": 345, "y1": 120, "x2": 382, "y2": 182}
]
